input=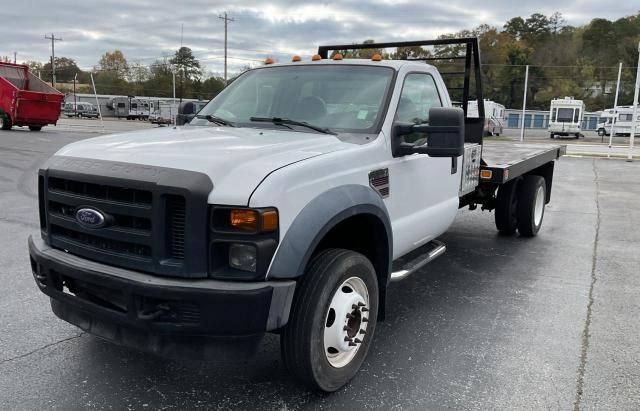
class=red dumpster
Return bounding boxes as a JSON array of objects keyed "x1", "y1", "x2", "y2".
[{"x1": 0, "y1": 62, "x2": 64, "y2": 131}]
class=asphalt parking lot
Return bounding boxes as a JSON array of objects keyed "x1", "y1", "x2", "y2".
[{"x1": 1, "y1": 123, "x2": 639, "y2": 409}]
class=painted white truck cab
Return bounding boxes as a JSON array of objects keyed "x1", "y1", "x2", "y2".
[{"x1": 28, "y1": 38, "x2": 563, "y2": 392}]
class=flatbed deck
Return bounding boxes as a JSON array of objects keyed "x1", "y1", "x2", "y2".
[{"x1": 480, "y1": 142, "x2": 566, "y2": 184}]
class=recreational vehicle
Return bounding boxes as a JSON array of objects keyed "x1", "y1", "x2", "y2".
[
  {"x1": 467, "y1": 99, "x2": 505, "y2": 136},
  {"x1": 108, "y1": 96, "x2": 154, "y2": 120},
  {"x1": 548, "y1": 97, "x2": 584, "y2": 139},
  {"x1": 597, "y1": 106, "x2": 640, "y2": 137}
]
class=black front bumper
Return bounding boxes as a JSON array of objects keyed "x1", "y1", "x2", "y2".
[{"x1": 28, "y1": 236, "x2": 296, "y2": 359}]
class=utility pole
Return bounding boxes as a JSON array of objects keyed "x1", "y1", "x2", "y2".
[
  {"x1": 218, "y1": 12, "x2": 234, "y2": 84},
  {"x1": 13, "y1": 52, "x2": 16, "y2": 64},
  {"x1": 45, "y1": 33, "x2": 62, "y2": 87}
]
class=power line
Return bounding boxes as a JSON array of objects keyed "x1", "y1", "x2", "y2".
[
  {"x1": 44, "y1": 33, "x2": 62, "y2": 87},
  {"x1": 218, "y1": 12, "x2": 235, "y2": 84}
]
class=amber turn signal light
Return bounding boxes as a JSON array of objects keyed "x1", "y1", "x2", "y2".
[
  {"x1": 261, "y1": 209, "x2": 278, "y2": 232},
  {"x1": 230, "y1": 209, "x2": 258, "y2": 231}
]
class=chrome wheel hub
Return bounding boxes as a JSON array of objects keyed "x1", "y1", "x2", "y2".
[{"x1": 323, "y1": 276, "x2": 369, "y2": 368}]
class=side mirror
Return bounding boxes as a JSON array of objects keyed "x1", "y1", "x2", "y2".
[{"x1": 392, "y1": 107, "x2": 465, "y2": 158}]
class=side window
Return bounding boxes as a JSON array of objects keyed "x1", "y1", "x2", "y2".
[
  {"x1": 395, "y1": 73, "x2": 442, "y2": 125},
  {"x1": 395, "y1": 73, "x2": 442, "y2": 144}
]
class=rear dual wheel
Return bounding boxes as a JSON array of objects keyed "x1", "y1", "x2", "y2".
[
  {"x1": 281, "y1": 249, "x2": 378, "y2": 392},
  {"x1": 494, "y1": 175, "x2": 546, "y2": 237}
]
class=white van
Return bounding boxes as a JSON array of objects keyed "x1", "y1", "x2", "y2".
[{"x1": 548, "y1": 97, "x2": 584, "y2": 139}]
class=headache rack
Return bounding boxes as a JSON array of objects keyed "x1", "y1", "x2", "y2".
[{"x1": 318, "y1": 37, "x2": 485, "y2": 145}]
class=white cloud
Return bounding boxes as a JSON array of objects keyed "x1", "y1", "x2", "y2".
[{"x1": 2, "y1": 0, "x2": 637, "y2": 76}]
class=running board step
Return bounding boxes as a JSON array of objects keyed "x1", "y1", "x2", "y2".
[{"x1": 390, "y1": 240, "x2": 446, "y2": 282}]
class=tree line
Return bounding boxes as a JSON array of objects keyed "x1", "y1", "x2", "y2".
[
  {"x1": 14, "y1": 12, "x2": 640, "y2": 111},
  {"x1": 22, "y1": 47, "x2": 229, "y2": 100},
  {"x1": 334, "y1": 12, "x2": 640, "y2": 111}
]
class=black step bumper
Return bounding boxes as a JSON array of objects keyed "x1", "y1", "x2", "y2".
[{"x1": 28, "y1": 236, "x2": 296, "y2": 359}]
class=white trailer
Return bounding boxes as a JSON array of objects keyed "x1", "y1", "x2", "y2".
[
  {"x1": 467, "y1": 99, "x2": 505, "y2": 136},
  {"x1": 597, "y1": 105, "x2": 640, "y2": 137},
  {"x1": 149, "y1": 101, "x2": 180, "y2": 125},
  {"x1": 109, "y1": 97, "x2": 156, "y2": 120},
  {"x1": 548, "y1": 97, "x2": 584, "y2": 139}
]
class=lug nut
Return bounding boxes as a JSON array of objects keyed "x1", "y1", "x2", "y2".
[
  {"x1": 362, "y1": 317, "x2": 369, "y2": 323},
  {"x1": 352, "y1": 304, "x2": 359, "y2": 310},
  {"x1": 361, "y1": 307, "x2": 369, "y2": 312},
  {"x1": 343, "y1": 326, "x2": 349, "y2": 331},
  {"x1": 346, "y1": 313, "x2": 355, "y2": 319},
  {"x1": 354, "y1": 338, "x2": 362, "y2": 344},
  {"x1": 360, "y1": 329, "x2": 366, "y2": 335},
  {"x1": 348, "y1": 342, "x2": 357, "y2": 347},
  {"x1": 357, "y1": 302, "x2": 365, "y2": 307},
  {"x1": 344, "y1": 336, "x2": 352, "y2": 342}
]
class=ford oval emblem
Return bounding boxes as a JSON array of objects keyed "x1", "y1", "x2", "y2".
[{"x1": 75, "y1": 207, "x2": 106, "y2": 228}]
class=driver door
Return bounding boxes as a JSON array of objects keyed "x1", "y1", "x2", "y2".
[{"x1": 385, "y1": 72, "x2": 461, "y2": 258}]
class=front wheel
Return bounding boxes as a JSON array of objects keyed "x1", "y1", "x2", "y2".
[
  {"x1": 517, "y1": 175, "x2": 547, "y2": 237},
  {"x1": 281, "y1": 248, "x2": 379, "y2": 392}
]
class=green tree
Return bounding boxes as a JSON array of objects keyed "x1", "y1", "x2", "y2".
[
  {"x1": 98, "y1": 50, "x2": 129, "y2": 80},
  {"x1": 170, "y1": 47, "x2": 202, "y2": 100},
  {"x1": 42, "y1": 57, "x2": 83, "y2": 83}
]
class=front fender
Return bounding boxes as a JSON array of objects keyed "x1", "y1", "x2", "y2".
[{"x1": 267, "y1": 185, "x2": 392, "y2": 283}]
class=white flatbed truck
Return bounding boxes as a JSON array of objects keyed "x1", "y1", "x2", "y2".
[{"x1": 28, "y1": 38, "x2": 564, "y2": 392}]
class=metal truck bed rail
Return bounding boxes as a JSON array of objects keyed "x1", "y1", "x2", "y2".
[{"x1": 480, "y1": 143, "x2": 566, "y2": 184}]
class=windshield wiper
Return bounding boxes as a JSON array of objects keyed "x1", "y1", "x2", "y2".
[
  {"x1": 196, "y1": 114, "x2": 235, "y2": 127},
  {"x1": 249, "y1": 117, "x2": 335, "y2": 135}
]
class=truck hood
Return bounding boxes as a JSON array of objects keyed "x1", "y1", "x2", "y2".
[{"x1": 55, "y1": 125, "x2": 349, "y2": 204}]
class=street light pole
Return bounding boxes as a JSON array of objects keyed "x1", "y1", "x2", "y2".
[
  {"x1": 627, "y1": 42, "x2": 640, "y2": 162},
  {"x1": 73, "y1": 72, "x2": 77, "y2": 117},
  {"x1": 608, "y1": 62, "x2": 622, "y2": 158},
  {"x1": 519, "y1": 65, "x2": 529, "y2": 142}
]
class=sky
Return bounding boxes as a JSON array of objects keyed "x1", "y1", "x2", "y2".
[{"x1": 2, "y1": 0, "x2": 638, "y2": 76}]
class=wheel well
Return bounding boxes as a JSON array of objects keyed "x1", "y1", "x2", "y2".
[{"x1": 312, "y1": 213, "x2": 390, "y2": 319}]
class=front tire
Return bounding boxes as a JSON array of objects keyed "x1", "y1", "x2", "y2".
[
  {"x1": 281, "y1": 248, "x2": 379, "y2": 392},
  {"x1": 517, "y1": 175, "x2": 547, "y2": 237}
]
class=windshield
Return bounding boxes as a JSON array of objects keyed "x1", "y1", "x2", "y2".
[
  {"x1": 193, "y1": 65, "x2": 394, "y2": 133},
  {"x1": 556, "y1": 108, "x2": 574, "y2": 122}
]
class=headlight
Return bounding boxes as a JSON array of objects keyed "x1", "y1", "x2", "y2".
[
  {"x1": 229, "y1": 244, "x2": 257, "y2": 272},
  {"x1": 209, "y1": 206, "x2": 279, "y2": 280}
]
